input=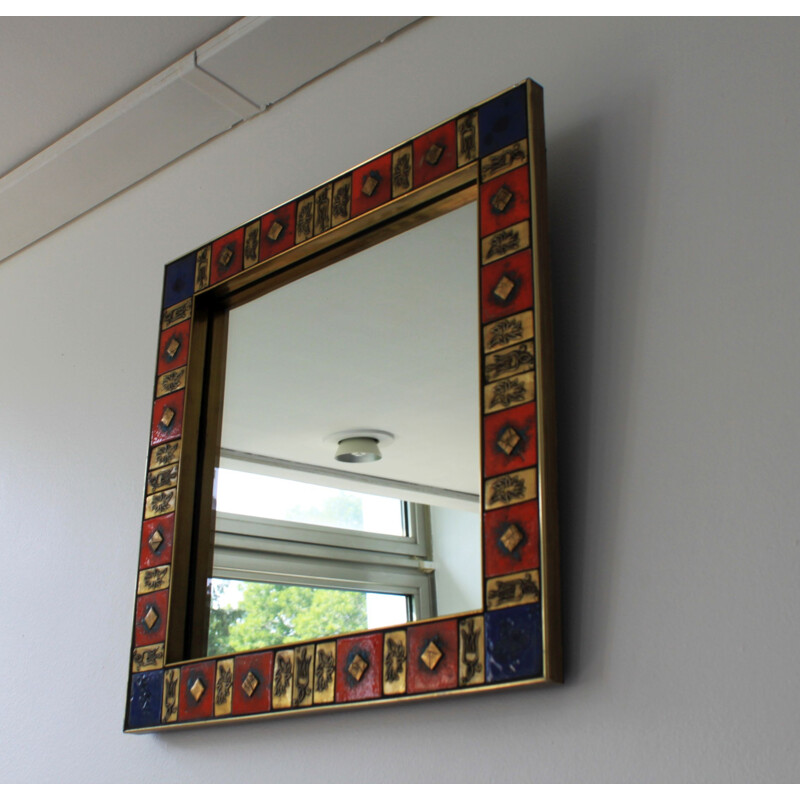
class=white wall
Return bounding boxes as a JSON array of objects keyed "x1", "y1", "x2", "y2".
[{"x1": 1, "y1": 18, "x2": 798, "y2": 782}]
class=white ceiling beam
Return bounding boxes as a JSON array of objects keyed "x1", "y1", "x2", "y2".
[{"x1": 0, "y1": 16, "x2": 419, "y2": 266}]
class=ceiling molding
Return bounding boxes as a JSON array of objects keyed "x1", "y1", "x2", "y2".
[{"x1": 0, "y1": 16, "x2": 419, "y2": 266}]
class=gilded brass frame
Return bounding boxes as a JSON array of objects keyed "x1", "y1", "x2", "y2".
[{"x1": 125, "y1": 80, "x2": 561, "y2": 731}]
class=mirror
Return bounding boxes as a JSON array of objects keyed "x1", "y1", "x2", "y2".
[
  {"x1": 207, "y1": 203, "x2": 482, "y2": 655},
  {"x1": 126, "y1": 80, "x2": 560, "y2": 731}
]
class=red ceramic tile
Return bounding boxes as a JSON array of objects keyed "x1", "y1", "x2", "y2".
[
  {"x1": 350, "y1": 154, "x2": 392, "y2": 218},
  {"x1": 483, "y1": 403, "x2": 537, "y2": 478},
  {"x1": 259, "y1": 202, "x2": 297, "y2": 262},
  {"x1": 335, "y1": 633, "x2": 383, "y2": 703},
  {"x1": 210, "y1": 227, "x2": 244, "y2": 285},
  {"x1": 156, "y1": 319, "x2": 190, "y2": 376},
  {"x1": 480, "y1": 250, "x2": 534, "y2": 324},
  {"x1": 133, "y1": 589, "x2": 168, "y2": 646},
  {"x1": 483, "y1": 500, "x2": 540, "y2": 578},
  {"x1": 178, "y1": 661, "x2": 216, "y2": 722},
  {"x1": 232, "y1": 652, "x2": 274, "y2": 716},
  {"x1": 413, "y1": 121, "x2": 457, "y2": 188},
  {"x1": 479, "y1": 165, "x2": 531, "y2": 237},
  {"x1": 150, "y1": 390, "x2": 184, "y2": 446},
  {"x1": 139, "y1": 513, "x2": 174, "y2": 570},
  {"x1": 407, "y1": 620, "x2": 458, "y2": 695}
]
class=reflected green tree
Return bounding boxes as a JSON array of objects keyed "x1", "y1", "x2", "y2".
[{"x1": 208, "y1": 579, "x2": 369, "y2": 655}]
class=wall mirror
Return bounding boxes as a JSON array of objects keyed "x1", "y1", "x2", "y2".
[{"x1": 126, "y1": 80, "x2": 561, "y2": 731}]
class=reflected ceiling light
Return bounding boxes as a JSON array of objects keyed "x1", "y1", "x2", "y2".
[{"x1": 325, "y1": 430, "x2": 395, "y2": 464}]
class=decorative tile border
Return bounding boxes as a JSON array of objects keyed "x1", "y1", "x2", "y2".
[{"x1": 126, "y1": 80, "x2": 560, "y2": 731}]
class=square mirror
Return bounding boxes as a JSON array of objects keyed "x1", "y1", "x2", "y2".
[{"x1": 126, "y1": 80, "x2": 560, "y2": 731}]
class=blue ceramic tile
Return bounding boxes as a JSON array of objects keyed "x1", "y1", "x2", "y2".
[
  {"x1": 128, "y1": 669, "x2": 163, "y2": 728},
  {"x1": 485, "y1": 602, "x2": 542, "y2": 682},
  {"x1": 479, "y1": 84, "x2": 528, "y2": 158},
  {"x1": 162, "y1": 253, "x2": 196, "y2": 308}
]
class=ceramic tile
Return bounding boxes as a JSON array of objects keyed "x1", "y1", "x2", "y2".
[
  {"x1": 391, "y1": 144, "x2": 413, "y2": 198},
  {"x1": 137, "y1": 565, "x2": 170, "y2": 595},
  {"x1": 335, "y1": 633, "x2": 383, "y2": 703},
  {"x1": 272, "y1": 650, "x2": 294, "y2": 710},
  {"x1": 313, "y1": 642, "x2": 336, "y2": 705},
  {"x1": 232, "y1": 652, "x2": 273, "y2": 716},
  {"x1": 478, "y1": 84, "x2": 527, "y2": 157},
  {"x1": 480, "y1": 250, "x2": 534, "y2": 324},
  {"x1": 259, "y1": 202, "x2": 297, "y2": 261},
  {"x1": 485, "y1": 603, "x2": 542, "y2": 683},
  {"x1": 486, "y1": 569, "x2": 541, "y2": 612},
  {"x1": 133, "y1": 589, "x2": 168, "y2": 647},
  {"x1": 128, "y1": 669, "x2": 163, "y2": 729},
  {"x1": 214, "y1": 659, "x2": 234, "y2": 717},
  {"x1": 484, "y1": 467, "x2": 537, "y2": 511},
  {"x1": 351, "y1": 154, "x2": 392, "y2": 217},
  {"x1": 293, "y1": 645, "x2": 314, "y2": 708},
  {"x1": 131, "y1": 643, "x2": 164, "y2": 673},
  {"x1": 483, "y1": 370, "x2": 535, "y2": 414},
  {"x1": 484, "y1": 340, "x2": 535, "y2": 384},
  {"x1": 407, "y1": 620, "x2": 458, "y2": 695},
  {"x1": 458, "y1": 616, "x2": 485, "y2": 687},
  {"x1": 480, "y1": 138, "x2": 528, "y2": 183},
  {"x1": 194, "y1": 245, "x2": 211, "y2": 292},
  {"x1": 139, "y1": 513, "x2": 174, "y2": 570},
  {"x1": 178, "y1": 661, "x2": 215, "y2": 722},
  {"x1": 243, "y1": 220, "x2": 261, "y2": 269},
  {"x1": 156, "y1": 367, "x2": 186, "y2": 398},
  {"x1": 382, "y1": 630, "x2": 407, "y2": 696},
  {"x1": 456, "y1": 110, "x2": 479, "y2": 166},
  {"x1": 144, "y1": 488, "x2": 176, "y2": 519},
  {"x1": 483, "y1": 403, "x2": 537, "y2": 478},
  {"x1": 145, "y1": 463, "x2": 178, "y2": 496},
  {"x1": 479, "y1": 165, "x2": 531, "y2": 238},
  {"x1": 210, "y1": 228, "x2": 244, "y2": 285},
  {"x1": 482, "y1": 310, "x2": 534, "y2": 354},
  {"x1": 156, "y1": 319, "x2": 190, "y2": 376},
  {"x1": 331, "y1": 176, "x2": 352, "y2": 227},
  {"x1": 313, "y1": 184, "x2": 333, "y2": 237},
  {"x1": 295, "y1": 196, "x2": 315, "y2": 244},
  {"x1": 150, "y1": 391, "x2": 184, "y2": 446},
  {"x1": 481, "y1": 220, "x2": 530, "y2": 265},
  {"x1": 161, "y1": 298, "x2": 192, "y2": 330},
  {"x1": 161, "y1": 668, "x2": 180, "y2": 723},
  {"x1": 162, "y1": 253, "x2": 196, "y2": 308},
  {"x1": 413, "y1": 121, "x2": 457, "y2": 187},
  {"x1": 483, "y1": 500, "x2": 540, "y2": 578}
]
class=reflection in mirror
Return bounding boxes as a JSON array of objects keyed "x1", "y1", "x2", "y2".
[{"x1": 204, "y1": 202, "x2": 482, "y2": 655}]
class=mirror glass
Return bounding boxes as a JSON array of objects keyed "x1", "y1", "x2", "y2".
[{"x1": 204, "y1": 202, "x2": 482, "y2": 655}]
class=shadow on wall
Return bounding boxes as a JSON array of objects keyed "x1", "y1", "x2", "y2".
[{"x1": 546, "y1": 85, "x2": 655, "y2": 683}]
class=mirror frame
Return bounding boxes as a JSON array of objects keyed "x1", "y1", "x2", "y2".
[{"x1": 125, "y1": 80, "x2": 561, "y2": 731}]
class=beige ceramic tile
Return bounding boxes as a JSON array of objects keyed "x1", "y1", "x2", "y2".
[
  {"x1": 137, "y1": 565, "x2": 171, "y2": 595},
  {"x1": 481, "y1": 220, "x2": 530, "y2": 265},
  {"x1": 484, "y1": 467, "x2": 538, "y2": 511},
  {"x1": 459, "y1": 616, "x2": 485, "y2": 686},
  {"x1": 480, "y1": 138, "x2": 528, "y2": 182},
  {"x1": 214, "y1": 659, "x2": 234, "y2": 717},
  {"x1": 383, "y1": 630, "x2": 407, "y2": 696},
  {"x1": 486, "y1": 569, "x2": 541, "y2": 611},
  {"x1": 272, "y1": 650, "x2": 294, "y2": 710},
  {"x1": 313, "y1": 642, "x2": 336, "y2": 704}
]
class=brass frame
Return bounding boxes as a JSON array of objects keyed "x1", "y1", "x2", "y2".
[{"x1": 125, "y1": 80, "x2": 561, "y2": 732}]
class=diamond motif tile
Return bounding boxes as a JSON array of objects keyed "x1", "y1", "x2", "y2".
[
  {"x1": 189, "y1": 677, "x2": 205, "y2": 703},
  {"x1": 336, "y1": 634, "x2": 382, "y2": 703},
  {"x1": 483, "y1": 500, "x2": 540, "y2": 578},
  {"x1": 148, "y1": 529, "x2": 164, "y2": 553},
  {"x1": 424, "y1": 142, "x2": 444, "y2": 165},
  {"x1": 500, "y1": 523, "x2": 524, "y2": 554},
  {"x1": 493, "y1": 274, "x2": 516, "y2": 301},
  {"x1": 266, "y1": 220, "x2": 284, "y2": 241},
  {"x1": 351, "y1": 154, "x2": 391, "y2": 216},
  {"x1": 480, "y1": 250, "x2": 534, "y2": 325},
  {"x1": 491, "y1": 185, "x2": 514, "y2": 212},
  {"x1": 497, "y1": 426, "x2": 521, "y2": 456},
  {"x1": 347, "y1": 653, "x2": 368, "y2": 682},
  {"x1": 242, "y1": 670, "x2": 259, "y2": 698},
  {"x1": 143, "y1": 606, "x2": 159, "y2": 629},
  {"x1": 407, "y1": 621, "x2": 458, "y2": 695},
  {"x1": 420, "y1": 640, "x2": 443, "y2": 671},
  {"x1": 362, "y1": 174, "x2": 379, "y2": 196}
]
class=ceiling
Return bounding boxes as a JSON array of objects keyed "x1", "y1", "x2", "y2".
[{"x1": 0, "y1": 16, "x2": 419, "y2": 265}]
